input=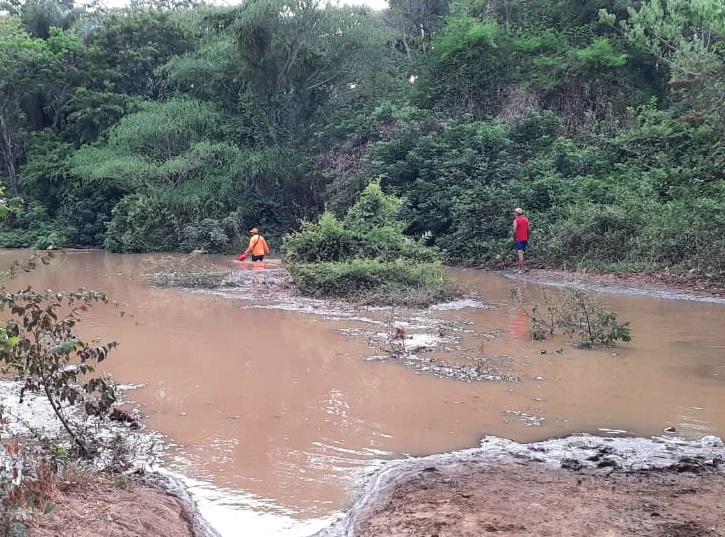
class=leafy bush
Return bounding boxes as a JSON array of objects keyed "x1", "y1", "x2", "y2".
[
  {"x1": 104, "y1": 194, "x2": 181, "y2": 253},
  {"x1": 283, "y1": 181, "x2": 439, "y2": 264},
  {"x1": 0, "y1": 203, "x2": 74, "y2": 249},
  {"x1": 283, "y1": 180, "x2": 457, "y2": 306},
  {"x1": 181, "y1": 218, "x2": 231, "y2": 253},
  {"x1": 559, "y1": 289, "x2": 632, "y2": 347},
  {"x1": 542, "y1": 203, "x2": 642, "y2": 263},
  {"x1": 0, "y1": 255, "x2": 121, "y2": 457}
]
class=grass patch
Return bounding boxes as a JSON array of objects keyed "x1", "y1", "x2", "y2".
[{"x1": 287, "y1": 259, "x2": 462, "y2": 307}]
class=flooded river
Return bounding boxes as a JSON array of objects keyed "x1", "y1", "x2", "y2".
[{"x1": 1, "y1": 250, "x2": 724, "y2": 536}]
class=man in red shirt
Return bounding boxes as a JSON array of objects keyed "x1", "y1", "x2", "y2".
[{"x1": 512, "y1": 208, "x2": 530, "y2": 274}]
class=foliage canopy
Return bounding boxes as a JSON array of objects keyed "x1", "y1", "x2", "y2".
[{"x1": 0, "y1": 0, "x2": 723, "y2": 281}]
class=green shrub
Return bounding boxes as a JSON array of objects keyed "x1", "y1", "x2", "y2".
[
  {"x1": 542, "y1": 203, "x2": 642, "y2": 263},
  {"x1": 283, "y1": 181, "x2": 440, "y2": 264},
  {"x1": 283, "y1": 180, "x2": 454, "y2": 305},
  {"x1": 181, "y1": 218, "x2": 231, "y2": 253},
  {"x1": 104, "y1": 194, "x2": 181, "y2": 253}
]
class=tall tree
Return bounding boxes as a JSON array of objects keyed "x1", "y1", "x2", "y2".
[
  {"x1": 0, "y1": 16, "x2": 80, "y2": 188},
  {"x1": 229, "y1": 0, "x2": 400, "y2": 142},
  {"x1": 81, "y1": 8, "x2": 196, "y2": 97},
  {"x1": 600, "y1": 0, "x2": 725, "y2": 120},
  {"x1": 386, "y1": 0, "x2": 449, "y2": 61}
]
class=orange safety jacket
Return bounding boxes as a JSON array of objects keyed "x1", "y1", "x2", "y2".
[{"x1": 245, "y1": 234, "x2": 270, "y2": 256}]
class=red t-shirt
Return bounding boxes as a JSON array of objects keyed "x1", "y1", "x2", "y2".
[{"x1": 514, "y1": 216, "x2": 529, "y2": 242}]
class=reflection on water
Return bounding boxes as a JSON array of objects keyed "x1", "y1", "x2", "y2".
[{"x1": 1, "y1": 250, "x2": 724, "y2": 536}]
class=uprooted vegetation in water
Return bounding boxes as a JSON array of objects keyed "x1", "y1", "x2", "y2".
[
  {"x1": 511, "y1": 285, "x2": 632, "y2": 347},
  {"x1": 140, "y1": 254, "x2": 231, "y2": 288}
]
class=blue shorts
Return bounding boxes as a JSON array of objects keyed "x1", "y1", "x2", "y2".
[{"x1": 515, "y1": 241, "x2": 528, "y2": 251}]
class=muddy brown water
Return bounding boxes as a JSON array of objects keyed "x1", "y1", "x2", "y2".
[{"x1": 1, "y1": 250, "x2": 724, "y2": 536}]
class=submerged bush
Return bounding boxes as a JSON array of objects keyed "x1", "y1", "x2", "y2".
[
  {"x1": 512, "y1": 286, "x2": 631, "y2": 347},
  {"x1": 141, "y1": 254, "x2": 230, "y2": 288}
]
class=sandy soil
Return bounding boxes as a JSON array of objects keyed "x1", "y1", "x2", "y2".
[
  {"x1": 25, "y1": 472, "x2": 220, "y2": 537},
  {"x1": 22, "y1": 268, "x2": 725, "y2": 537},
  {"x1": 354, "y1": 460, "x2": 725, "y2": 537}
]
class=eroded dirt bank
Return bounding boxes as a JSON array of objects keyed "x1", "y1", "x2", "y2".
[
  {"x1": 25, "y1": 472, "x2": 221, "y2": 537},
  {"x1": 316, "y1": 435, "x2": 725, "y2": 537}
]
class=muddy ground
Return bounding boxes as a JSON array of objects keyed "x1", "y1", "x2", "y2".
[
  {"x1": 24, "y1": 268, "x2": 725, "y2": 537},
  {"x1": 26, "y1": 438, "x2": 725, "y2": 537},
  {"x1": 353, "y1": 458, "x2": 725, "y2": 537}
]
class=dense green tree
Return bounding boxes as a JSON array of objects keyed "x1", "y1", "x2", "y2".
[
  {"x1": 385, "y1": 0, "x2": 449, "y2": 61},
  {"x1": 17, "y1": 0, "x2": 85, "y2": 38},
  {"x1": 0, "y1": 19, "x2": 81, "y2": 188},
  {"x1": 228, "y1": 0, "x2": 401, "y2": 141},
  {"x1": 80, "y1": 8, "x2": 197, "y2": 97},
  {"x1": 600, "y1": 0, "x2": 725, "y2": 122}
]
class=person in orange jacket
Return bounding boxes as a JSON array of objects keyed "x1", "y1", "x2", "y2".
[{"x1": 240, "y1": 228, "x2": 270, "y2": 262}]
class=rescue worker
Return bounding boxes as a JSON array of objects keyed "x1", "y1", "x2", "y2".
[{"x1": 243, "y1": 228, "x2": 270, "y2": 262}]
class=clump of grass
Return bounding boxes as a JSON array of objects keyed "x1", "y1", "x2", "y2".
[{"x1": 287, "y1": 259, "x2": 462, "y2": 307}]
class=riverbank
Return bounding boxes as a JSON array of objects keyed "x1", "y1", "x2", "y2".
[
  {"x1": 513, "y1": 267, "x2": 725, "y2": 301},
  {"x1": 24, "y1": 471, "x2": 220, "y2": 537},
  {"x1": 23, "y1": 434, "x2": 725, "y2": 537}
]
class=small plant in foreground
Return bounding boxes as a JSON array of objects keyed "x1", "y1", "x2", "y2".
[{"x1": 0, "y1": 285, "x2": 121, "y2": 459}]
